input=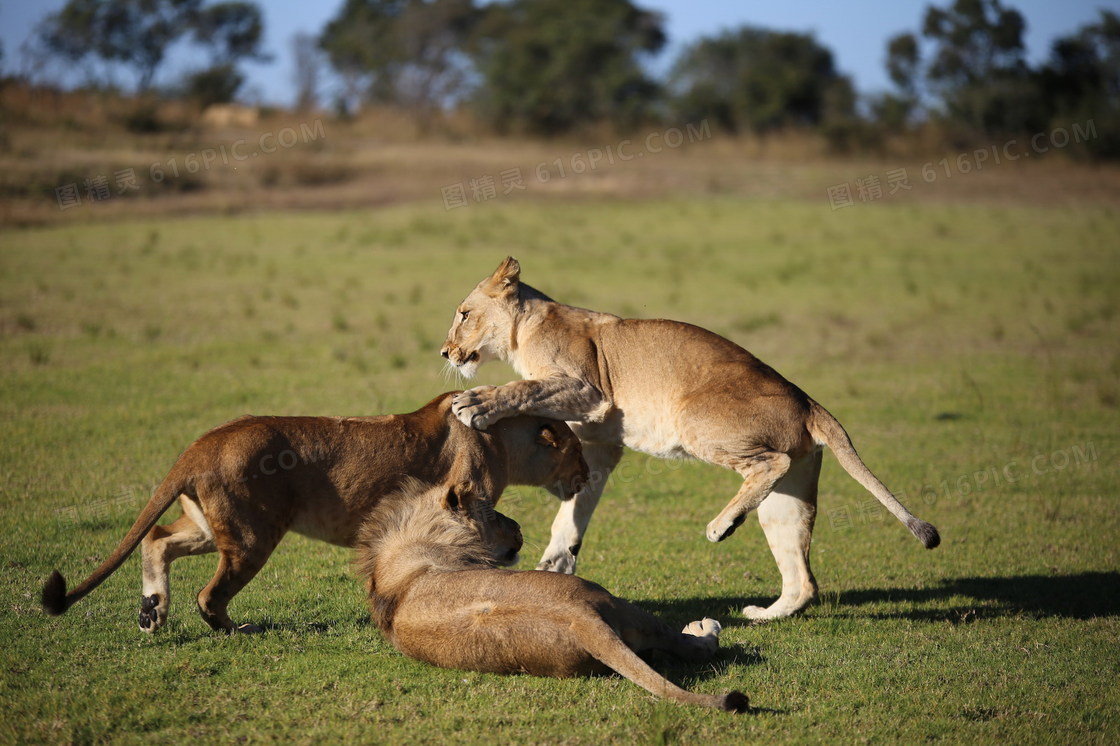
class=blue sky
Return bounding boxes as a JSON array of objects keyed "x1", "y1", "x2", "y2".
[{"x1": 2, "y1": 0, "x2": 1116, "y2": 106}]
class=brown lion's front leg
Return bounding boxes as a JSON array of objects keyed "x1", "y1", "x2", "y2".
[{"x1": 452, "y1": 376, "x2": 608, "y2": 430}]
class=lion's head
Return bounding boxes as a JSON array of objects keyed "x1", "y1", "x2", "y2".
[
  {"x1": 358, "y1": 479, "x2": 525, "y2": 576},
  {"x1": 446, "y1": 481, "x2": 524, "y2": 567},
  {"x1": 440, "y1": 256, "x2": 522, "y2": 379}
]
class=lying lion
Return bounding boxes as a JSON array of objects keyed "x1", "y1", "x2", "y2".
[
  {"x1": 358, "y1": 480, "x2": 750, "y2": 713},
  {"x1": 441, "y1": 257, "x2": 940, "y2": 621},
  {"x1": 41, "y1": 392, "x2": 588, "y2": 633}
]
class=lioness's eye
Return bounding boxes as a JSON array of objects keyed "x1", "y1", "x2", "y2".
[{"x1": 460, "y1": 309, "x2": 470, "y2": 321}]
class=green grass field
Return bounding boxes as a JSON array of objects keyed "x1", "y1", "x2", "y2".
[{"x1": 1, "y1": 198, "x2": 1118, "y2": 743}]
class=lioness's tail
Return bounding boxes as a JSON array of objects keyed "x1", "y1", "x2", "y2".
[
  {"x1": 41, "y1": 468, "x2": 189, "y2": 616},
  {"x1": 576, "y1": 618, "x2": 749, "y2": 713},
  {"x1": 807, "y1": 401, "x2": 940, "y2": 549}
]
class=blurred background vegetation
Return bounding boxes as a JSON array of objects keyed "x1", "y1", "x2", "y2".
[
  {"x1": 6, "y1": 0, "x2": 1116, "y2": 144},
  {"x1": 0, "y1": 0, "x2": 1118, "y2": 226}
]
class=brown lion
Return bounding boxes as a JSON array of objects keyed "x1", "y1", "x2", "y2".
[
  {"x1": 357, "y1": 480, "x2": 750, "y2": 713},
  {"x1": 441, "y1": 257, "x2": 940, "y2": 621},
  {"x1": 41, "y1": 392, "x2": 588, "y2": 633}
]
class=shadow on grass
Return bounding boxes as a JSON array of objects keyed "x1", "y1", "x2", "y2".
[
  {"x1": 838, "y1": 572, "x2": 1120, "y2": 621},
  {"x1": 633, "y1": 571, "x2": 1120, "y2": 624}
]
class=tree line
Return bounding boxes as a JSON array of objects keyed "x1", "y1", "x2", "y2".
[{"x1": 24, "y1": 0, "x2": 1120, "y2": 157}]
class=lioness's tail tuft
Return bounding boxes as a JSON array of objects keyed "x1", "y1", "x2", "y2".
[
  {"x1": 722, "y1": 691, "x2": 750, "y2": 714},
  {"x1": 908, "y1": 519, "x2": 941, "y2": 549},
  {"x1": 42, "y1": 570, "x2": 69, "y2": 616},
  {"x1": 808, "y1": 401, "x2": 940, "y2": 549}
]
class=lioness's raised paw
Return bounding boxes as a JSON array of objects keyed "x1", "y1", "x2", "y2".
[
  {"x1": 451, "y1": 386, "x2": 501, "y2": 430},
  {"x1": 705, "y1": 512, "x2": 746, "y2": 543}
]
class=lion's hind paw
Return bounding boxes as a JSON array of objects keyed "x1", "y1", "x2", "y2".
[
  {"x1": 682, "y1": 617, "x2": 722, "y2": 656},
  {"x1": 682, "y1": 617, "x2": 722, "y2": 639}
]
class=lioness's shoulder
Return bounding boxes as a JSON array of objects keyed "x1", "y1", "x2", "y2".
[{"x1": 405, "y1": 392, "x2": 460, "y2": 431}]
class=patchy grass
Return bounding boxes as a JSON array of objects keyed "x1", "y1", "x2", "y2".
[{"x1": 1, "y1": 199, "x2": 1118, "y2": 743}]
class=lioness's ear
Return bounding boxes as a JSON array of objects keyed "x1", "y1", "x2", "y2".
[
  {"x1": 485, "y1": 256, "x2": 520, "y2": 296},
  {"x1": 536, "y1": 424, "x2": 559, "y2": 448}
]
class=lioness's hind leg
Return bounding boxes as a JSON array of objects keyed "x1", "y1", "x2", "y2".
[
  {"x1": 745, "y1": 450, "x2": 821, "y2": 621},
  {"x1": 705, "y1": 451, "x2": 791, "y2": 543},
  {"x1": 139, "y1": 502, "x2": 215, "y2": 633}
]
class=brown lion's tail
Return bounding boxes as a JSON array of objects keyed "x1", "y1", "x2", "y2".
[
  {"x1": 807, "y1": 400, "x2": 940, "y2": 549},
  {"x1": 41, "y1": 468, "x2": 189, "y2": 616},
  {"x1": 575, "y1": 617, "x2": 749, "y2": 713}
]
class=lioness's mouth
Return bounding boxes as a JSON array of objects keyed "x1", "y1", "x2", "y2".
[{"x1": 440, "y1": 347, "x2": 480, "y2": 368}]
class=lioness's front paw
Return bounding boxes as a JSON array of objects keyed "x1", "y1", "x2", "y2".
[
  {"x1": 536, "y1": 550, "x2": 577, "y2": 575},
  {"x1": 451, "y1": 386, "x2": 500, "y2": 430}
]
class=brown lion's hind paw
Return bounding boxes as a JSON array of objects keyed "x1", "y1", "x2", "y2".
[{"x1": 138, "y1": 594, "x2": 164, "y2": 633}]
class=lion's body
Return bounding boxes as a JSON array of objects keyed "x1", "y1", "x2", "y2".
[
  {"x1": 41, "y1": 392, "x2": 587, "y2": 632},
  {"x1": 358, "y1": 482, "x2": 748, "y2": 712},
  {"x1": 441, "y1": 258, "x2": 939, "y2": 620}
]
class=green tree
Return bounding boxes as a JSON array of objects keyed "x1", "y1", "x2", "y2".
[
  {"x1": 192, "y1": 1, "x2": 268, "y2": 65},
  {"x1": 183, "y1": 63, "x2": 244, "y2": 107},
  {"x1": 918, "y1": 0, "x2": 1044, "y2": 134},
  {"x1": 1039, "y1": 10, "x2": 1120, "y2": 158},
  {"x1": 873, "y1": 32, "x2": 922, "y2": 130},
  {"x1": 470, "y1": 0, "x2": 665, "y2": 135},
  {"x1": 670, "y1": 26, "x2": 849, "y2": 135},
  {"x1": 36, "y1": 0, "x2": 266, "y2": 94},
  {"x1": 186, "y1": 2, "x2": 267, "y2": 105},
  {"x1": 319, "y1": 0, "x2": 478, "y2": 115}
]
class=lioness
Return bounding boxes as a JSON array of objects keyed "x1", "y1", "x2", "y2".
[
  {"x1": 41, "y1": 392, "x2": 588, "y2": 633},
  {"x1": 440, "y1": 258, "x2": 940, "y2": 621},
  {"x1": 358, "y1": 480, "x2": 749, "y2": 713}
]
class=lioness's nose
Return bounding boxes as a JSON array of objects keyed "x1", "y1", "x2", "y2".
[{"x1": 440, "y1": 346, "x2": 450, "y2": 359}]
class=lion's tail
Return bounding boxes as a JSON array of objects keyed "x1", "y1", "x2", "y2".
[
  {"x1": 41, "y1": 467, "x2": 189, "y2": 616},
  {"x1": 807, "y1": 400, "x2": 940, "y2": 549},
  {"x1": 576, "y1": 618, "x2": 749, "y2": 713}
]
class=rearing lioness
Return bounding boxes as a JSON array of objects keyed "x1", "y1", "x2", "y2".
[
  {"x1": 358, "y1": 480, "x2": 749, "y2": 713},
  {"x1": 41, "y1": 392, "x2": 587, "y2": 633},
  {"x1": 441, "y1": 258, "x2": 940, "y2": 621}
]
